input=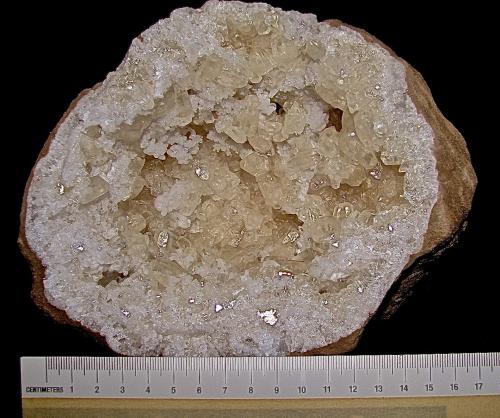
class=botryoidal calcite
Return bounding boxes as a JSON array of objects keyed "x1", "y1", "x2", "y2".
[{"x1": 19, "y1": 1, "x2": 476, "y2": 356}]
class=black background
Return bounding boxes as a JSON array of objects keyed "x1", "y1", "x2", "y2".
[{"x1": 7, "y1": 1, "x2": 497, "y2": 414}]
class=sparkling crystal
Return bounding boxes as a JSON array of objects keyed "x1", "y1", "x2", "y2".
[
  {"x1": 258, "y1": 309, "x2": 278, "y2": 326},
  {"x1": 309, "y1": 174, "x2": 330, "y2": 192},
  {"x1": 282, "y1": 230, "x2": 300, "y2": 244},
  {"x1": 387, "y1": 224, "x2": 394, "y2": 232},
  {"x1": 195, "y1": 167, "x2": 209, "y2": 180},
  {"x1": 157, "y1": 231, "x2": 169, "y2": 248},
  {"x1": 121, "y1": 309, "x2": 131, "y2": 318},
  {"x1": 215, "y1": 304, "x2": 223, "y2": 313},
  {"x1": 369, "y1": 167, "x2": 381, "y2": 180},
  {"x1": 225, "y1": 300, "x2": 236, "y2": 309},
  {"x1": 57, "y1": 182, "x2": 65, "y2": 195}
]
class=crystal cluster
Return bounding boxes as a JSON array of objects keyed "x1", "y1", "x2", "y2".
[{"x1": 24, "y1": 1, "x2": 438, "y2": 356}]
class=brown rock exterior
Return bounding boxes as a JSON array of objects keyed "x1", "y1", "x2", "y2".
[{"x1": 19, "y1": 18, "x2": 476, "y2": 356}]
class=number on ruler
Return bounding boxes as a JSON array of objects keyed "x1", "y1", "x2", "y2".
[
  {"x1": 475, "y1": 382, "x2": 483, "y2": 391},
  {"x1": 450, "y1": 384, "x2": 459, "y2": 391},
  {"x1": 374, "y1": 385, "x2": 383, "y2": 393},
  {"x1": 297, "y1": 386, "x2": 306, "y2": 394},
  {"x1": 349, "y1": 385, "x2": 357, "y2": 393},
  {"x1": 400, "y1": 385, "x2": 408, "y2": 392},
  {"x1": 425, "y1": 384, "x2": 433, "y2": 392},
  {"x1": 323, "y1": 385, "x2": 331, "y2": 393}
]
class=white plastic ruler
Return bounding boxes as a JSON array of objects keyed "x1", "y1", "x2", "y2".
[{"x1": 21, "y1": 353, "x2": 499, "y2": 399}]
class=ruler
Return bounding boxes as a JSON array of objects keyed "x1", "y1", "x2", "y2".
[{"x1": 22, "y1": 353, "x2": 499, "y2": 399}]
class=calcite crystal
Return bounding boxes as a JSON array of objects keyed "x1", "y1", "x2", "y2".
[{"x1": 20, "y1": 1, "x2": 476, "y2": 356}]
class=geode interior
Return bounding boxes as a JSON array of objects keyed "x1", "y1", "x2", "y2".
[{"x1": 23, "y1": 1, "x2": 439, "y2": 355}]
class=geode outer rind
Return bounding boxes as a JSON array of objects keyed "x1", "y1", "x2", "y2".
[{"x1": 19, "y1": 3, "x2": 476, "y2": 356}]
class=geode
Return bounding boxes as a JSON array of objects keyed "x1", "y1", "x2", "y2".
[{"x1": 19, "y1": 1, "x2": 476, "y2": 356}]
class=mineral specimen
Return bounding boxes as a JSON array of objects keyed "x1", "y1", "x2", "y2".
[{"x1": 19, "y1": 1, "x2": 476, "y2": 356}]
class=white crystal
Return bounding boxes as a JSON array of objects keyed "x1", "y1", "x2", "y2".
[
  {"x1": 195, "y1": 167, "x2": 209, "y2": 180},
  {"x1": 282, "y1": 230, "x2": 300, "y2": 244},
  {"x1": 23, "y1": 1, "x2": 439, "y2": 357},
  {"x1": 157, "y1": 231, "x2": 170, "y2": 248},
  {"x1": 258, "y1": 309, "x2": 278, "y2": 326},
  {"x1": 57, "y1": 182, "x2": 65, "y2": 195}
]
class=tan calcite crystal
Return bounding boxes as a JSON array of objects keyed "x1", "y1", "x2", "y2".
[{"x1": 20, "y1": 1, "x2": 476, "y2": 356}]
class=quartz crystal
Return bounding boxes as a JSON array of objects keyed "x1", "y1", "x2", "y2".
[{"x1": 22, "y1": 1, "x2": 443, "y2": 356}]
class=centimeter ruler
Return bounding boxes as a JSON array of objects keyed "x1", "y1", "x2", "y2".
[{"x1": 22, "y1": 353, "x2": 499, "y2": 399}]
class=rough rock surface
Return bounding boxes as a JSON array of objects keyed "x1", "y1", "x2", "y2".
[{"x1": 19, "y1": 1, "x2": 476, "y2": 356}]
